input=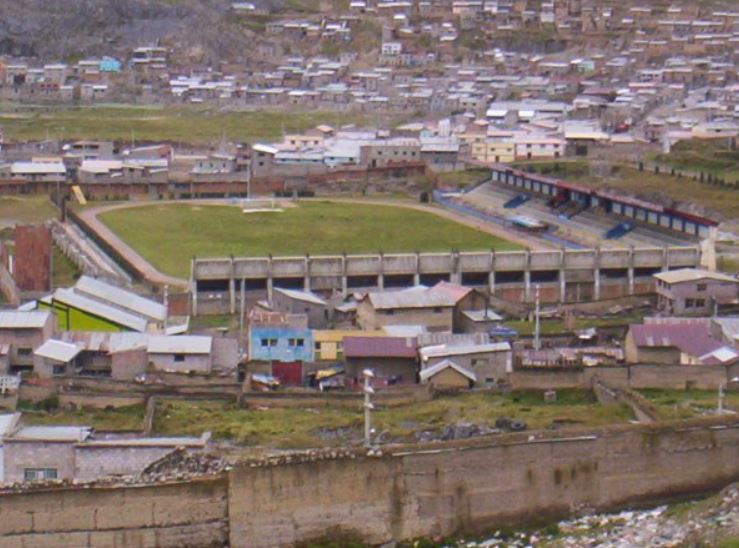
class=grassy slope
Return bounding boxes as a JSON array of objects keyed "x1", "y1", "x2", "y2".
[
  {"x1": 152, "y1": 390, "x2": 633, "y2": 448},
  {"x1": 638, "y1": 389, "x2": 739, "y2": 421},
  {"x1": 99, "y1": 201, "x2": 521, "y2": 278},
  {"x1": 0, "y1": 195, "x2": 58, "y2": 226},
  {"x1": 516, "y1": 161, "x2": 739, "y2": 222},
  {"x1": 0, "y1": 105, "x2": 391, "y2": 144},
  {"x1": 21, "y1": 404, "x2": 145, "y2": 431}
]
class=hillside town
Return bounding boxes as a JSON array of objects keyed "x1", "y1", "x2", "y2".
[{"x1": 0, "y1": 0, "x2": 737, "y2": 546}]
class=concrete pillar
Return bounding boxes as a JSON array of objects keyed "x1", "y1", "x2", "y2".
[
  {"x1": 627, "y1": 267, "x2": 635, "y2": 295},
  {"x1": 378, "y1": 253, "x2": 384, "y2": 289},
  {"x1": 229, "y1": 277, "x2": 236, "y2": 314},
  {"x1": 414, "y1": 252, "x2": 420, "y2": 286},
  {"x1": 341, "y1": 256, "x2": 348, "y2": 298},
  {"x1": 190, "y1": 257, "x2": 198, "y2": 317},
  {"x1": 594, "y1": 268, "x2": 601, "y2": 301},
  {"x1": 661, "y1": 247, "x2": 669, "y2": 272},
  {"x1": 554, "y1": 269, "x2": 563, "y2": 303},
  {"x1": 524, "y1": 270, "x2": 531, "y2": 301},
  {"x1": 267, "y1": 276, "x2": 274, "y2": 301},
  {"x1": 451, "y1": 250, "x2": 461, "y2": 285},
  {"x1": 304, "y1": 256, "x2": 311, "y2": 291},
  {"x1": 488, "y1": 271, "x2": 496, "y2": 294}
]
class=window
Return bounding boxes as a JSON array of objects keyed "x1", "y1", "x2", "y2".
[
  {"x1": 17, "y1": 348, "x2": 32, "y2": 356},
  {"x1": 174, "y1": 354, "x2": 186, "y2": 362},
  {"x1": 24, "y1": 468, "x2": 57, "y2": 481},
  {"x1": 261, "y1": 338, "x2": 277, "y2": 347},
  {"x1": 685, "y1": 299, "x2": 695, "y2": 308},
  {"x1": 52, "y1": 365, "x2": 65, "y2": 376},
  {"x1": 288, "y1": 338, "x2": 305, "y2": 348},
  {"x1": 695, "y1": 299, "x2": 705, "y2": 308},
  {"x1": 697, "y1": 284, "x2": 706, "y2": 292},
  {"x1": 385, "y1": 309, "x2": 395, "y2": 315},
  {"x1": 433, "y1": 307, "x2": 443, "y2": 314}
]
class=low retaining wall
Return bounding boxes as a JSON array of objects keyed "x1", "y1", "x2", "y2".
[
  {"x1": 510, "y1": 363, "x2": 736, "y2": 391},
  {"x1": 0, "y1": 417, "x2": 738, "y2": 547},
  {"x1": 0, "y1": 477, "x2": 228, "y2": 547},
  {"x1": 228, "y1": 417, "x2": 739, "y2": 547}
]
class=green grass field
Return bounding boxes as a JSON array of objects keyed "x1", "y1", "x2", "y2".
[
  {"x1": 0, "y1": 195, "x2": 58, "y2": 226},
  {"x1": 99, "y1": 201, "x2": 521, "y2": 278},
  {"x1": 151, "y1": 390, "x2": 632, "y2": 448},
  {"x1": 0, "y1": 104, "x2": 395, "y2": 144}
]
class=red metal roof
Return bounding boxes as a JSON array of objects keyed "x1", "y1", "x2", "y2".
[
  {"x1": 629, "y1": 319, "x2": 722, "y2": 360},
  {"x1": 343, "y1": 336, "x2": 418, "y2": 359}
]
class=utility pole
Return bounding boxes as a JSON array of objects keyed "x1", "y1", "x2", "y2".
[
  {"x1": 363, "y1": 369, "x2": 375, "y2": 448},
  {"x1": 534, "y1": 284, "x2": 541, "y2": 351}
]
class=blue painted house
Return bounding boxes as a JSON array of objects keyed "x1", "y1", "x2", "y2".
[
  {"x1": 99, "y1": 57, "x2": 122, "y2": 73},
  {"x1": 248, "y1": 325, "x2": 313, "y2": 363}
]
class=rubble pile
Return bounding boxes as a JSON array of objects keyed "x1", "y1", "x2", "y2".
[
  {"x1": 140, "y1": 448, "x2": 229, "y2": 482},
  {"x1": 415, "y1": 419, "x2": 527, "y2": 443},
  {"x1": 247, "y1": 447, "x2": 359, "y2": 468},
  {"x1": 460, "y1": 483, "x2": 739, "y2": 547}
]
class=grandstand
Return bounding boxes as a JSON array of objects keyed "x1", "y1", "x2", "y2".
[{"x1": 460, "y1": 177, "x2": 698, "y2": 249}]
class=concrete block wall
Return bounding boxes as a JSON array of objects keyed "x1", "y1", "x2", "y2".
[
  {"x1": 75, "y1": 446, "x2": 176, "y2": 482},
  {"x1": 227, "y1": 419, "x2": 739, "y2": 547},
  {"x1": 0, "y1": 479, "x2": 228, "y2": 548}
]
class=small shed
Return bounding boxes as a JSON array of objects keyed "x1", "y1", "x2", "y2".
[{"x1": 419, "y1": 359, "x2": 476, "y2": 390}]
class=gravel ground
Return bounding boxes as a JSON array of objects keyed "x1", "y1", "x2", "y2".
[{"x1": 455, "y1": 483, "x2": 739, "y2": 548}]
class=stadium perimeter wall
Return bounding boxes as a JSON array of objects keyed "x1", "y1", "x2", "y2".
[{"x1": 1, "y1": 417, "x2": 738, "y2": 547}]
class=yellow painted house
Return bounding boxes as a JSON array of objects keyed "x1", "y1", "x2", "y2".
[{"x1": 312, "y1": 329, "x2": 385, "y2": 361}]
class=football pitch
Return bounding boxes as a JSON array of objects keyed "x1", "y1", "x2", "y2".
[{"x1": 98, "y1": 201, "x2": 521, "y2": 278}]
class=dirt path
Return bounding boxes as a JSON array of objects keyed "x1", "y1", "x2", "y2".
[{"x1": 75, "y1": 197, "x2": 551, "y2": 290}]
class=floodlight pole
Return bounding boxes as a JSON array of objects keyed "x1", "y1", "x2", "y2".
[{"x1": 363, "y1": 370, "x2": 374, "y2": 448}]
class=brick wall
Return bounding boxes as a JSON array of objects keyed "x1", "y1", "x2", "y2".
[{"x1": 14, "y1": 225, "x2": 52, "y2": 292}]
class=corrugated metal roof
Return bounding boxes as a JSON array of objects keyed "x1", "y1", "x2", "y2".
[
  {"x1": 53, "y1": 288, "x2": 149, "y2": 332},
  {"x1": 273, "y1": 287, "x2": 327, "y2": 306},
  {"x1": 10, "y1": 425, "x2": 92, "y2": 442},
  {"x1": 420, "y1": 359, "x2": 476, "y2": 382},
  {"x1": 147, "y1": 335, "x2": 212, "y2": 355},
  {"x1": 367, "y1": 287, "x2": 456, "y2": 310},
  {"x1": 419, "y1": 341, "x2": 511, "y2": 360},
  {"x1": 654, "y1": 268, "x2": 737, "y2": 285},
  {"x1": 34, "y1": 339, "x2": 82, "y2": 363},
  {"x1": 629, "y1": 319, "x2": 723, "y2": 360},
  {"x1": 75, "y1": 276, "x2": 167, "y2": 322},
  {"x1": 0, "y1": 310, "x2": 51, "y2": 329},
  {"x1": 343, "y1": 336, "x2": 418, "y2": 358}
]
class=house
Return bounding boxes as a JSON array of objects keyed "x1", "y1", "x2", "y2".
[
  {"x1": 0, "y1": 311, "x2": 55, "y2": 375},
  {"x1": 1, "y1": 418, "x2": 210, "y2": 483},
  {"x1": 312, "y1": 329, "x2": 385, "y2": 361},
  {"x1": 31, "y1": 332, "x2": 223, "y2": 380},
  {"x1": 624, "y1": 318, "x2": 739, "y2": 366},
  {"x1": 419, "y1": 341, "x2": 512, "y2": 385},
  {"x1": 247, "y1": 310, "x2": 313, "y2": 372},
  {"x1": 343, "y1": 336, "x2": 418, "y2": 384},
  {"x1": 357, "y1": 287, "x2": 457, "y2": 332},
  {"x1": 271, "y1": 288, "x2": 329, "y2": 329},
  {"x1": 654, "y1": 269, "x2": 738, "y2": 316},
  {"x1": 419, "y1": 359, "x2": 476, "y2": 390},
  {"x1": 146, "y1": 335, "x2": 213, "y2": 373},
  {"x1": 40, "y1": 275, "x2": 168, "y2": 332}
]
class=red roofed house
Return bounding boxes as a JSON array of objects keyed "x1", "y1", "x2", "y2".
[
  {"x1": 624, "y1": 318, "x2": 739, "y2": 366},
  {"x1": 342, "y1": 336, "x2": 418, "y2": 384}
]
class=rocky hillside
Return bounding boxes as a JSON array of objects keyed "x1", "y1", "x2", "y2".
[{"x1": 0, "y1": 0, "x2": 253, "y2": 64}]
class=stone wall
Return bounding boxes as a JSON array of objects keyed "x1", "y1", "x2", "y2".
[
  {"x1": 1, "y1": 418, "x2": 739, "y2": 547},
  {"x1": 228, "y1": 417, "x2": 739, "y2": 547},
  {"x1": 0, "y1": 478, "x2": 228, "y2": 548}
]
